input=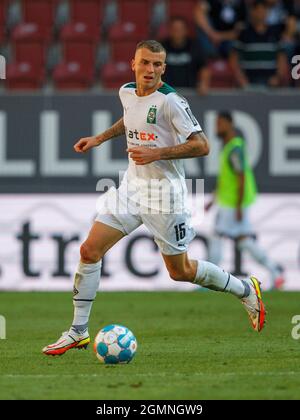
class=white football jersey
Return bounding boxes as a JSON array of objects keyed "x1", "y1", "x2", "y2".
[{"x1": 119, "y1": 82, "x2": 202, "y2": 212}]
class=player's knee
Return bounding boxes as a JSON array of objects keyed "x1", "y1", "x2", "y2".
[
  {"x1": 80, "y1": 242, "x2": 102, "y2": 264},
  {"x1": 168, "y1": 268, "x2": 193, "y2": 282}
]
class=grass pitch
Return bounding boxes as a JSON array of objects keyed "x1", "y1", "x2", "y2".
[{"x1": 0, "y1": 291, "x2": 299, "y2": 400}]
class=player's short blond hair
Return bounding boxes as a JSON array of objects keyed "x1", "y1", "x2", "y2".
[{"x1": 135, "y1": 40, "x2": 166, "y2": 55}]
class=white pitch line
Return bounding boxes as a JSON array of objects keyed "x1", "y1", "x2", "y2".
[{"x1": 1, "y1": 371, "x2": 299, "y2": 379}]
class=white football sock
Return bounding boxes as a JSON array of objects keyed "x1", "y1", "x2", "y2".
[
  {"x1": 71, "y1": 260, "x2": 102, "y2": 332},
  {"x1": 208, "y1": 234, "x2": 223, "y2": 265},
  {"x1": 193, "y1": 260, "x2": 249, "y2": 298},
  {"x1": 238, "y1": 237, "x2": 280, "y2": 283}
]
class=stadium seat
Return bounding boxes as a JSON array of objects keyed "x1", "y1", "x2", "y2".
[
  {"x1": 53, "y1": 61, "x2": 94, "y2": 90},
  {"x1": 61, "y1": 22, "x2": 100, "y2": 43},
  {"x1": 11, "y1": 23, "x2": 50, "y2": 67},
  {"x1": 62, "y1": 41, "x2": 97, "y2": 68},
  {"x1": 101, "y1": 61, "x2": 132, "y2": 88},
  {"x1": 0, "y1": 1, "x2": 7, "y2": 22},
  {"x1": 60, "y1": 21, "x2": 99, "y2": 68},
  {"x1": 0, "y1": 0, "x2": 7, "y2": 19},
  {"x1": 6, "y1": 61, "x2": 45, "y2": 89},
  {"x1": 167, "y1": 0, "x2": 198, "y2": 24},
  {"x1": 0, "y1": 25, "x2": 4, "y2": 45},
  {"x1": 21, "y1": 0, "x2": 57, "y2": 28},
  {"x1": 208, "y1": 59, "x2": 237, "y2": 89},
  {"x1": 0, "y1": 0, "x2": 8, "y2": 44},
  {"x1": 13, "y1": 42, "x2": 47, "y2": 68},
  {"x1": 109, "y1": 22, "x2": 148, "y2": 42},
  {"x1": 69, "y1": 0, "x2": 104, "y2": 27},
  {"x1": 117, "y1": 0, "x2": 152, "y2": 26},
  {"x1": 12, "y1": 22, "x2": 52, "y2": 43},
  {"x1": 110, "y1": 39, "x2": 139, "y2": 61}
]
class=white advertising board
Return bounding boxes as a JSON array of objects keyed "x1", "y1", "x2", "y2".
[{"x1": 0, "y1": 194, "x2": 299, "y2": 291}]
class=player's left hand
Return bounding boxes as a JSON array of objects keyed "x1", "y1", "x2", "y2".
[{"x1": 127, "y1": 147, "x2": 161, "y2": 165}]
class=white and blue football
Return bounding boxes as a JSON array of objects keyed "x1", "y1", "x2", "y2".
[{"x1": 94, "y1": 324, "x2": 137, "y2": 364}]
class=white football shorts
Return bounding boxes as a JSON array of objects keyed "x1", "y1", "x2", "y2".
[{"x1": 95, "y1": 186, "x2": 195, "y2": 255}]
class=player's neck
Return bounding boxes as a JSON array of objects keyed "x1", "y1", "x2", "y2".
[{"x1": 136, "y1": 81, "x2": 163, "y2": 97}]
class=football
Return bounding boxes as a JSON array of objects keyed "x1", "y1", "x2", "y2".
[{"x1": 94, "y1": 324, "x2": 137, "y2": 364}]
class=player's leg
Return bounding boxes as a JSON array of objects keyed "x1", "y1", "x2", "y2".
[
  {"x1": 42, "y1": 221, "x2": 124, "y2": 356},
  {"x1": 237, "y1": 235, "x2": 285, "y2": 289},
  {"x1": 208, "y1": 233, "x2": 223, "y2": 265},
  {"x1": 207, "y1": 208, "x2": 224, "y2": 265},
  {"x1": 162, "y1": 252, "x2": 266, "y2": 332},
  {"x1": 71, "y1": 221, "x2": 124, "y2": 333},
  {"x1": 162, "y1": 252, "x2": 246, "y2": 297}
]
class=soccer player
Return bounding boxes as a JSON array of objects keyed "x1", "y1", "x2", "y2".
[
  {"x1": 43, "y1": 41, "x2": 266, "y2": 356},
  {"x1": 205, "y1": 112, "x2": 285, "y2": 289}
]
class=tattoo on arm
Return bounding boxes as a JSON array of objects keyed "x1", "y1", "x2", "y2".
[
  {"x1": 96, "y1": 118, "x2": 125, "y2": 144},
  {"x1": 159, "y1": 131, "x2": 210, "y2": 160}
]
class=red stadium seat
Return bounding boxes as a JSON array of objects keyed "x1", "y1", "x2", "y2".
[
  {"x1": 0, "y1": 29, "x2": 4, "y2": 45},
  {"x1": 12, "y1": 22, "x2": 52, "y2": 43},
  {"x1": 208, "y1": 59, "x2": 237, "y2": 89},
  {"x1": 14, "y1": 42, "x2": 46, "y2": 68},
  {"x1": 101, "y1": 61, "x2": 132, "y2": 89},
  {"x1": 0, "y1": 0, "x2": 8, "y2": 44},
  {"x1": 69, "y1": 0, "x2": 104, "y2": 27},
  {"x1": 117, "y1": 0, "x2": 152, "y2": 26},
  {"x1": 6, "y1": 61, "x2": 45, "y2": 89},
  {"x1": 21, "y1": 0, "x2": 57, "y2": 28},
  {"x1": 61, "y1": 22, "x2": 100, "y2": 43},
  {"x1": 110, "y1": 40, "x2": 139, "y2": 61},
  {"x1": 109, "y1": 22, "x2": 148, "y2": 42},
  {"x1": 60, "y1": 22, "x2": 99, "y2": 68},
  {"x1": 167, "y1": 0, "x2": 198, "y2": 24},
  {"x1": 11, "y1": 23, "x2": 50, "y2": 67},
  {"x1": 53, "y1": 61, "x2": 94, "y2": 90},
  {"x1": 0, "y1": 0, "x2": 7, "y2": 24},
  {"x1": 63, "y1": 42, "x2": 97, "y2": 68}
]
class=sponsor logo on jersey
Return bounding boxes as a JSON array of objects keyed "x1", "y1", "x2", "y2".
[
  {"x1": 147, "y1": 105, "x2": 157, "y2": 124},
  {"x1": 127, "y1": 129, "x2": 158, "y2": 141}
]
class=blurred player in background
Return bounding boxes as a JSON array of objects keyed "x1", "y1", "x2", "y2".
[
  {"x1": 42, "y1": 41, "x2": 266, "y2": 356},
  {"x1": 205, "y1": 112, "x2": 285, "y2": 289}
]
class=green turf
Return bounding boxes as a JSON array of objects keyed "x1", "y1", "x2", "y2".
[{"x1": 0, "y1": 291, "x2": 299, "y2": 400}]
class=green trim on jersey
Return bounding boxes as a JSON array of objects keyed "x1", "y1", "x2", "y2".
[
  {"x1": 124, "y1": 83, "x2": 137, "y2": 89},
  {"x1": 158, "y1": 83, "x2": 176, "y2": 95},
  {"x1": 216, "y1": 137, "x2": 257, "y2": 208},
  {"x1": 123, "y1": 82, "x2": 176, "y2": 95}
]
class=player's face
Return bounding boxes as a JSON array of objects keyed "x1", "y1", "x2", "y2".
[
  {"x1": 216, "y1": 117, "x2": 231, "y2": 140},
  {"x1": 132, "y1": 48, "x2": 166, "y2": 92}
]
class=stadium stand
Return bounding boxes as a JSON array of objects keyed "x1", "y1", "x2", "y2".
[
  {"x1": 1, "y1": 0, "x2": 298, "y2": 91},
  {"x1": 0, "y1": 0, "x2": 8, "y2": 46}
]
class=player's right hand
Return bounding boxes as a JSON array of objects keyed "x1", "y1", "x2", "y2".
[{"x1": 74, "y1": 136, "x2": 99, "y2": 153}]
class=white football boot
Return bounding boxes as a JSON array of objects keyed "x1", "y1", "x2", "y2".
[
  {"x1": 42, "y1": 330, "x2": 90, "y2": 356},
  {"x1": 241, "y1": 276, "x2": 266, "y2": 332}
]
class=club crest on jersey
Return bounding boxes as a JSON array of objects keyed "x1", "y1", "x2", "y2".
[{"x1": 147, "y1": 106, "x2": 157, "y2": 124}]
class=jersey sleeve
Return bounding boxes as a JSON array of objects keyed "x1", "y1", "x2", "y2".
[
  {"x1": 118, "y1": 84, "x2": 126, "y2": 107},
  {"x1": 228, "y1": 146, "x2": 245, "y2": 174},
  {"x1": 164, "y1": 93, "x2": 202, "y2": 140}
]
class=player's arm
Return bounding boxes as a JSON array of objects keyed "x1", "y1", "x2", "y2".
[
  {"x1": 127, "y1": 131, "x2": 209, "y2": 165},
  {"x1": 74, "y1": 117, "x2": 125, "y2": 153},
  {"x1": 229, "y1": 146, "x2": 245, "y2": 221},
  {"x1": 158, "y1": 131, "x2": 210, "y2": 159},
  {"x1": 236, "y1": 173, "x2": 245, "y2": 221}
]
